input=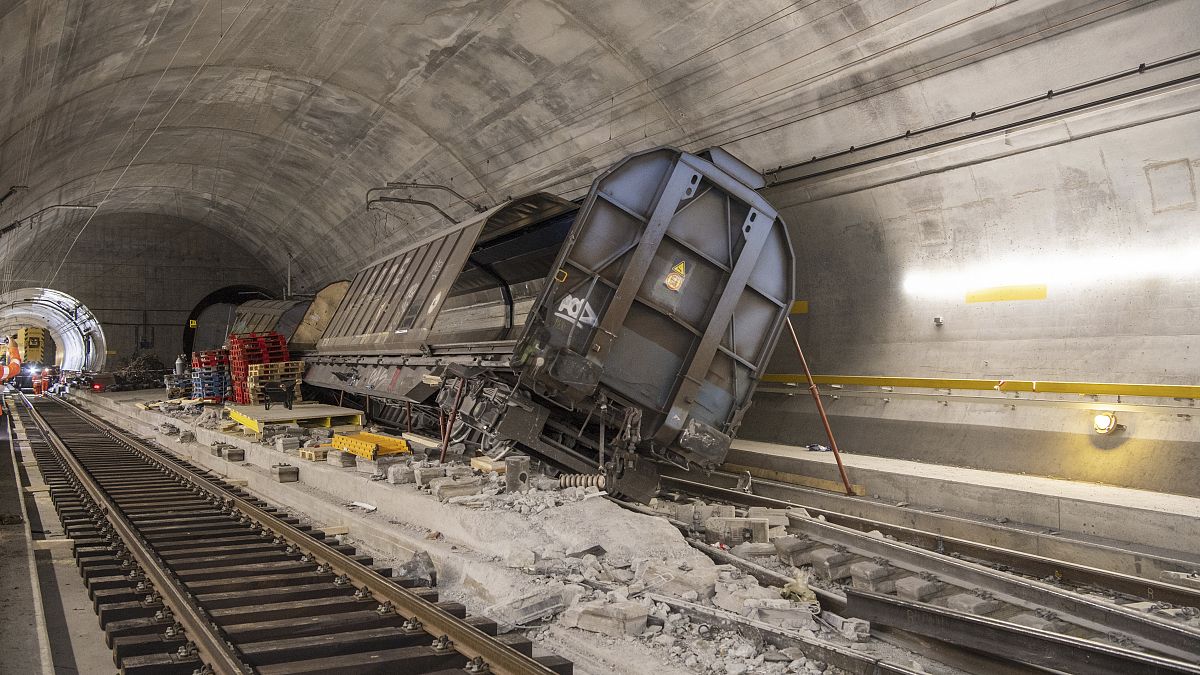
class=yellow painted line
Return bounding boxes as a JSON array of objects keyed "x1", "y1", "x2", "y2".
[
  {"x1": 965, "y1": 284, "x2": 1047, "y2": 303},
  {"x1": 790, "y1": 300, "x2": 809, "y2": 314},
  {"x1": 761, "y1": 374, "x2": 1200, "y2": 399}
]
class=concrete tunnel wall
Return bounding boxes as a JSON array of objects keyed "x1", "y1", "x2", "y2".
[
  {"x1": 1, "y1": 212, "x2": 279, "y2": 369},
  {"x1": 742, "y1": 4, "x2": 1200, "y2": 495}
]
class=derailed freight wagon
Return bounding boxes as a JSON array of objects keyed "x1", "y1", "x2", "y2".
[{"x1": 305, "y1": 146, "x2": 794, "y2": 499}]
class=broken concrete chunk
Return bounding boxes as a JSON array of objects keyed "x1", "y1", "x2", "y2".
[
  {"x1": 429, "y1": 475, "x2": 483, "y2": 501},
  {"x1": 325, "y1": 449, "x2": 356, "y2": 467},
  {"x1": 414, "y1": 465, "x2": 447, "y2": 487},
  {"x1": 559, "y1": 599, "x2": 648, "y2": 637},
  {"x1": 773, "y1": 536, "x2": 818, "y2": 566},
  {"x1": 387, "y1": 464, "x2": 415, "y2": 485},
  {"x1": 820, "y1": 611, "x2": 870, "y2": 641},
  {"x1": 636, "y1": 560, "x2": 720, "y2": 600},
  {"x1": 485, "y1": 587, "x2": 566, "y2": 632}
]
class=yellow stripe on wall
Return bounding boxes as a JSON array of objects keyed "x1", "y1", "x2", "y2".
[
  {"x1": 760, "y1": 374, "x2": 1200, "y2": 399},
  {"x1": 965, "y1": 284, "x2": 1047, "y2": 303},
  {"x1": 790, "y1": 300, "x2": 809, "y2": 314}
]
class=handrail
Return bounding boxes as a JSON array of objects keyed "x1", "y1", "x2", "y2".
[{"x1": 761, "y1": 374, "x2": 1200, "y2": 399}]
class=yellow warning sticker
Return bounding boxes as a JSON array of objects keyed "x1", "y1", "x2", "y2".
[{"x1": 664, "y1": 260, "x2": 687, "y2": 292}]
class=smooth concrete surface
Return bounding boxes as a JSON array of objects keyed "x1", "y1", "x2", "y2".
[
  {"x1": 3, "y1": 407, "x2": 113, "y2": 674},
  {"x1": 726, "y1": 438, "x2": 1200, "y2": 557},
  {"x1": 741, "y1": 400, "x2": 1200, "y2": 497},
  {"x1": 0, "y1": 414, "x2": 51, "y2": 674}
]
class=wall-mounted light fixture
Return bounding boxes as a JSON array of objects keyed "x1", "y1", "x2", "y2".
[{"x1": 1093, "y1": 411, "x2": 1124, "y2": 435}]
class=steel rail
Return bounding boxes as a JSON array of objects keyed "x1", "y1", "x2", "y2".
[
  {"x1": 662, "y1": 473, "x2": 1200, "y2": 606},
  {"x1": 786, "y1": 515, "x2": 1200, "y2": 662},
  {"x1": 51, "y1": 395, "x2": 555, "y2": 675},
  {"x1": 844, "y1": 588, "x2": 1200, "y2": 675},
  {"x1": 20, "y1": 395, "x2": 252, "y2": 675},
  {"x1": 661, "y1": 474, "x2": 1200, "y2": 662}
]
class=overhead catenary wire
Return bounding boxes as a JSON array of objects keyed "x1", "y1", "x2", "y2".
[{"x1": 45, "y1": 0, "x2": 253, "y2": 288}]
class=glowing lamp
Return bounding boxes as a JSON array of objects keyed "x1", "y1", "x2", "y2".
[{"x1": 1093, "y1": 412, "x2": 1120, "y2": 435}]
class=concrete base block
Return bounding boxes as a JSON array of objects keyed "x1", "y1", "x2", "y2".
[
  {"x1": 271, "y1": 464, "x2": 299, "y2": 483},
  {"x1": 747, "y1": 507, "x2": 790, "y2": 528},
  {"x1": 850, "y1": 560, "x2": 897, "y2": 593},
  {"x1": 485, "y1": 588, "x2": 565, "y2": 632},
  {"x1": 1161, "y1": 571, "x2": 1200, "y2": 590},
  {"x1": 773, "y1": 536, "x2": 818, "y2": 566},
  {"x1": 387, "y1": 464, "x2": 415, "y2": 485},
  {"x1": 225, "y1": 448, "x2": 245, "y2": 462},
  {"x1": 704, "y1": 516, "x2": 770, "y2": 544},
  {"x1": 560, "y1": 599, "x2": 648, "y2": 637},
  {"x1": 730, "y1": 542, "x2": 777, "y2": 560},
  {"x1": 1007, "y1": 612, "x2": 1070, "y2": 632},
  {"x1": 945, "y1": 593, "x2": 1002, "y2": 615},
  {"x1": 356, "y1": 454, "x2": 408, "y2": 474},
  {"x1": 895, "y1": 576, "x2": 945, "y2": 601},
  {"x1": 808, "y1": 548, "x2": 854, "y2": 580}
]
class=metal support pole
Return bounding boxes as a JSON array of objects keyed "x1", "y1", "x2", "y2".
[
  {"x1": 440, "y1": 378, "x2": 467, "y2": 463},
  {"x1": 785, "y1": 316, "x2": 853, "y2": 495}
]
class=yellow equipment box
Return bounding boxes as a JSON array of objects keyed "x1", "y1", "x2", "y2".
[{"x1": 332, "y1": 431, "x2": 410, "y2": 460}]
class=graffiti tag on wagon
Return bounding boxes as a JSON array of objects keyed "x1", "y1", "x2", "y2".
[{"x1": 554, "y1": 294, "x2": 598, "y2": 328}]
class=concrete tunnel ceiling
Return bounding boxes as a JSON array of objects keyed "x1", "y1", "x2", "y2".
[
  {"x1": 5, "y1": 0, "x2": 1188, "y2": 293},
  {"x1": 0, "y1": 287, "x2": 106, "y2": 371}
]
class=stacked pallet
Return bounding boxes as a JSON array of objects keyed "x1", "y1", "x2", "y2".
[
  {"x1": 191, "y1": 349, "x2": 231, "y2": 401},
  {"x1": 246, "y1": 361, "x2": 304, "y2": 405},
  {"x1": 229, "y1": 332, "x2": 291, "y2": 404}
]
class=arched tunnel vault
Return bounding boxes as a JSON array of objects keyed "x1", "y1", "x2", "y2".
[{"x1": 0, "y1": 287, "x2": 106, "y2": 372}]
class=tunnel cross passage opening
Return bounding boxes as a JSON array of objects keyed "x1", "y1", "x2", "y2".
[{"x1": 0, "y1": 287, "x2": 106, "y2": 373}]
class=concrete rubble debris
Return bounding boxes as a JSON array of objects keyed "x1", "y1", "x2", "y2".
[{"x1": 178, "y1": 430, "x2": 195, "y2": 443}]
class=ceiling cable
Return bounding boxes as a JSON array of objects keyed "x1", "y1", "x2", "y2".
[{"x1": 46, "y1": 0, "x2": 252, "y2": 288}]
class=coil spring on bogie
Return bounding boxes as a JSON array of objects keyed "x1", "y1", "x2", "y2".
[{"x1": 559, "y1": 473, "x2": 606, "y2": 489}]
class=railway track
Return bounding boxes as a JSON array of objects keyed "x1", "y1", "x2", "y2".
[
  {"x1": 658, "y1": 476, "x2": 1200, "y2": 674},
  {"x1": 9, "y1": 394, "x2": 571, "y2": 675}
]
